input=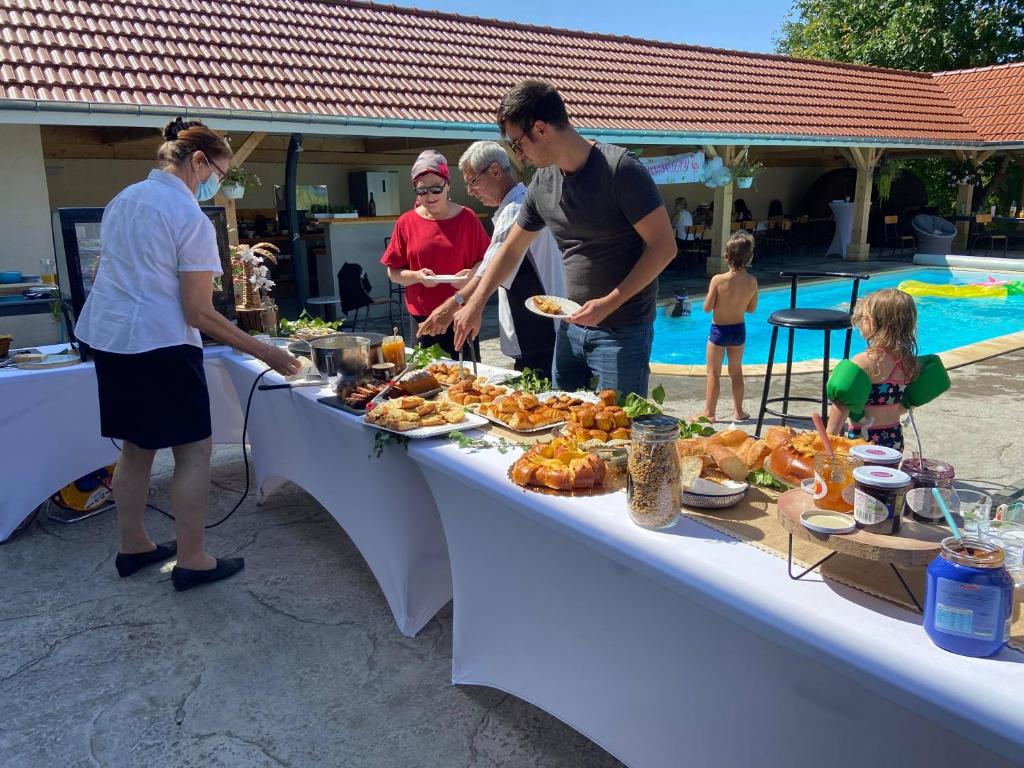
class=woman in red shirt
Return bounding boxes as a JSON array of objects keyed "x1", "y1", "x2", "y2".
[{"x1": 382, "y1": 150, "x2": 489, "y2": 357}]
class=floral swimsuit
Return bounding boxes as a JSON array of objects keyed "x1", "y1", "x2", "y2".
[{"x1": 846, "y1": 354, "x2": 907, "y2": 452}]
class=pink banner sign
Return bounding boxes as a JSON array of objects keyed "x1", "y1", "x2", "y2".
[{"x1": 639, "y1": 150, "x2": 705, "y2": 185}]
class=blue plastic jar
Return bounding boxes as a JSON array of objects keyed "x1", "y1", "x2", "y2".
[{"x1": 924, "y1": 536, "x2": 1013, "y2": 657}]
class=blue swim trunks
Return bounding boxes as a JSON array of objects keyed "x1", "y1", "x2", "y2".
[{"x1": 709, "y1": 322, "x2": 746, "y2": 347}]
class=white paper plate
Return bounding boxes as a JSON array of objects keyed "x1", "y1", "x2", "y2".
[
  {"x1": 525, "y1": 295, "x2": 582, "y2": 319},
  {"x1": 427, "y1": 275, "x2": 466, "y2": 285}
]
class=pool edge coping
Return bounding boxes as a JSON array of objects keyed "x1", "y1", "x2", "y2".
[{"x1": 651, "y1": 265, "x2": 1024, "y2": 377}]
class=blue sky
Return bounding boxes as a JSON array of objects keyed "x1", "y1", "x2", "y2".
[{"x1": 394, "y1": 0, "x2": 796, "y2": 53}]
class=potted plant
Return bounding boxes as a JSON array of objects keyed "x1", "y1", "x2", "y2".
[
  {"x1": 221, "y1": 167, "x2": 261, "y2": 200},
  {"x1": 230, "y1": 242, "x2": 279, "y2": 333},
  {"x1": 729, "y1": 150, "x2": 763, "y2": 189},
  {"x1": 875, "y1": 160, "x2": 907, "y2": 203}
]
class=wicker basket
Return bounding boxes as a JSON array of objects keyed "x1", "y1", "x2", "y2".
[{"x1": 681, "y1": 483, "x2": 749, "y2": 510}]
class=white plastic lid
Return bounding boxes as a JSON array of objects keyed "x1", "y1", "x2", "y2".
[
  {"x1": 852, "y1": 465, "x2": 912, "y2": 489},
  {"x1": 800, "y1": 509, "x2": 856, "y2": 534},
  {"x1": 850, "y1": 444, "x2": 903, "y2": 464}
]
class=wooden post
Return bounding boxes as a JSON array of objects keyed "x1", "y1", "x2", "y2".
[
  {"x1": 845, "y1": 147, "x2": 878, "y2": 262},
  {"x1": 955, "y1": 183, "x2": 974, "y2": 251},
  {"x1": 706, "y1": 146, "x2": 735, "y2": 276},
  {"x1": 214, "y1": 131, "x2": 266, "y2": 247}
]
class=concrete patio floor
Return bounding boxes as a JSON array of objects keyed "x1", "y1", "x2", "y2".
[{"x1": 3, "y1": 257, "x2": 1024, "y2": 767}]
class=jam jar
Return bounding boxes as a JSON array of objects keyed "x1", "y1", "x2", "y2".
[
  {"x1": 627, "y1": 415, "x2": 681, "y2": 530},
  {"x1": 852, "y1": 466, "x2": 911, "y2": 535},
  {"x1": 901, "y1": 458, "x2": 956, "y2": 524},
  {"x1": 849, "y1": 444, "x2": 903, "y2": 468},
  {"x1": 924, "y1": 537, "x2": 1013, "y2": 657}
]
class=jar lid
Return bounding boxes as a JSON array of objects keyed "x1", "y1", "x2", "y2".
[
  {"x1": 849, "y1": 445, "x2": 903, "y2": 464},
  {"x1": 852, "y1": 465, "x2": 912, "y2": 488},
  {"x1": 900, "y1": 457, "x2": 955, "y2": 478},
  {"x1": 631, "y1": 414, "x2": 680, "y2": 439}
]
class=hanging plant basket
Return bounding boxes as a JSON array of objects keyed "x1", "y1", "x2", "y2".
[
  {"x1": 735, "y1": 176, "x2": 754, "y2": 189},
  {"x1": 221, "y1": 183, "x2": 245, "y2": 200}
]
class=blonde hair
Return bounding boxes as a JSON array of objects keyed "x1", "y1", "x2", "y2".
[
  {"x1": 852, "y1": 289, "x2": 919, "y2": 380},
  {"x1": 725, "y1": 231, "x2": 754, "y2": 270}
]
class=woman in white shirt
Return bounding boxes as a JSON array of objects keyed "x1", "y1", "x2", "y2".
[{"x1": 76, "y1": 118, "x2": 300, "y2": 591}]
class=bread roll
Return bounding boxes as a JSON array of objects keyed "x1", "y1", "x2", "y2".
[
  {"x1": 707, "y1": 428, "x2": 749, "y2": 449},
  {"x1": 675, "y1": 438, "x2": 707, "y2": 459},
  {"x1": 763, "y1": 426, "x2": 796, "y2": 450},
  {"x1": 708, "y1": 445, "x2": 751, "y2": 482},
  {"x1": 738, "y1": 439, "x2": 771, "y2": 471}
]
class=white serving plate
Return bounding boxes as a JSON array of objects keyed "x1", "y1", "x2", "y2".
[
  {"x1": 365, "y1": 410, "x2": 489, "y2": 439},
  {"x1": 525, "y1": 295, "x2": 582, "y2": 319}
]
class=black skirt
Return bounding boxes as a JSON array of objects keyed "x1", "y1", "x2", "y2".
[{"x1": 91, "y1": 344, "x2": 212, "y2": 450}]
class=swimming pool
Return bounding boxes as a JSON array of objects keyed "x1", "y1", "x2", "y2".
[{"x1": 650, "y1": 267, "x2": 1024, "y2": 367}]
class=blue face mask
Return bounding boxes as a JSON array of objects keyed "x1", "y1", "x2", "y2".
[{"x1": 195, "y1": 162, "x2": 221, "y2": 202}]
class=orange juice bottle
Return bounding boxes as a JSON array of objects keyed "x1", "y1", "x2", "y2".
[{"x1": 381, "y1": 328, "x2": 406, "y2": 373}]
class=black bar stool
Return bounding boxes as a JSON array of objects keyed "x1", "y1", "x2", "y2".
[{"x1": 755, "y1": 271, "x2": 870, "y2": 437}]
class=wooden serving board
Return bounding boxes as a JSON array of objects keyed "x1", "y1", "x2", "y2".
[{"x1": 777, "y1": 488, "x2": 945, "y2": 567}]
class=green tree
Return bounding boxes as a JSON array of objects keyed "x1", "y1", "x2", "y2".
[{"x1": 776, "y1": 0, "x2": 1024, "y2": 72}]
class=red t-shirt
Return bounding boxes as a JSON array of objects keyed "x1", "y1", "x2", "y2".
[{"x1": 381, "y1": 207, "x2": 489, "y2": 316}]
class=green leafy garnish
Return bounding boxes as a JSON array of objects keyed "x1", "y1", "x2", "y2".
[
  {"x1": 447, "y1": 431, "x2": 523, "y2": 454},
  {"x1": 620, "y1": 385, "x2": 666, "y2": 418},
  {"x1": 510, "y1": 367, "x2": 551, "y2": 394},
  {"x1": 748, "y1": 467, "x2": 785, "y2": 490},
  {"x1": 370, "y1": 431, "x2": 409, "y2": 458},
  {"x1": 279, "y1": 310, "x2": 344, "y2": 337},
  {"x1": 407, "y1": 343, "x2": 446, "y2": 371},
  {"x1": 680, "y1": 416, "x2": 716, "y2": 439}
]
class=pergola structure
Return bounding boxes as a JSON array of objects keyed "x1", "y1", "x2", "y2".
[{"x1": 2, "y1": 0, "x2": 1023, "y2": 276}]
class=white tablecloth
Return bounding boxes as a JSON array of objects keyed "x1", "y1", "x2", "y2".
[
  {"x1": 219, "y1": 354, "x2": 451, "y2": 637},
  {"x1": 828, "y1": 200, "x2": 855, "y2": 257},
  {"x1": 0, "y1": 346, "x2": 243, "y2": 542},
  {"x1": 409, "y1": 440, "x2": 1024, "y2": 768}
]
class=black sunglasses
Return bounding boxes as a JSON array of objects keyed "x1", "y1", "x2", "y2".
[
  {"x1": 505, "y1": 122, "x2": 536, "y2": 155},
  {"x1": 414, "y1": 185, "x2": 446, "y2": 196}
]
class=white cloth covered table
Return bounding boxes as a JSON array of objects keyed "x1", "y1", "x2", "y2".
[
  {"x1": 0, "y1": 345, "x2": 242, "y2": 542},
  {"x1": 219, "y1": 354, "x2": 451, "y2": 637},
  {"x1": 409, "y1": 440, "x2": 1024, "y2": 768},
  {"x1": 827, "y1": 200, "x2": 855, "y2": 257}
]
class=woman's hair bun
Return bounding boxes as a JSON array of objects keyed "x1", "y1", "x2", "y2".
[{"x1": 162, "y1": 117, "x2": 204, "y2": 142}]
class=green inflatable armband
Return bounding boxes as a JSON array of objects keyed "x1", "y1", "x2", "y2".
[
  {"x1": 827, "y1": 359, "x2": 871, "y2": 422},
  {"x1": 903, "y1": 354, "x2": 950, "y2": 409}
]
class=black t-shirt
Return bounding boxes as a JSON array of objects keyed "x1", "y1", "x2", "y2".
[{"x1": 517, "y1": 142, "x2": 664, "y2": 327}]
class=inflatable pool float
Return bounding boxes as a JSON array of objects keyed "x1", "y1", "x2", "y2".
[{"x1": 899, "y1": 279, "x2": 1024, "y2": 299}]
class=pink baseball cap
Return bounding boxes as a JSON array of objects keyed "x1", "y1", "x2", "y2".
[{"x1": 411, "y1": 149, "x2": 450, "y2": 183}]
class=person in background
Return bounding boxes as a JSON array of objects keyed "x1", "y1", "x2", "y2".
[
  {"x1": 452, "y1": 80, "x2": 676, "y2": 397},
  {"x1": 381, "y1": 150, "x2": 489, "y2": 358},
  {"x1": 733, "y1": 198, "x2": 753, "y2": 223},
  {"x1": 698, "y1": 232, "x2": 758, "y2": 423},
  {"x1": 417, "y1": 141, "x2": 565, "y2": 378},
  {"x1": 672, "y1": 196, "x2": 693, "y2": 243},
  {"x1": 74, "y1": 118, "x2": 301, "y2": 591}
]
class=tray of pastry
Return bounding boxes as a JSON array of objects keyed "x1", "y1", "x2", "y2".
[
  {"x1": 363, "y1": 395, "x2": 488, "y2": 438},
  {"x1": 475, "y1": 390, "x2": 598, "y2": 434}
]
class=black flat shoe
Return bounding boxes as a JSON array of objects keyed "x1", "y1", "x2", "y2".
[
  {"x1": 171, "y1": 557, "x2": 245, "y2": 592},
  {"x1": 115, "y1": 541, "x2": 178, "y2": 578}
]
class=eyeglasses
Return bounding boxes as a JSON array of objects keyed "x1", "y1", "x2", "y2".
[
  {"x1": 413, "y1": 185, "x2": 446, "y2": 196},
  {"x1": 505, "y1": 122, "x2": 535, "y2": 155},
  {"x1": 466, "y1": 163, "x2": 495, "y2": 190},
  {"x1": 206, "y1": 156, "x2": 228, "y2": 181}
]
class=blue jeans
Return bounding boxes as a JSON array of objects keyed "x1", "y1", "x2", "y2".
[{"x1": 552, "y1": 323, "x2": 653, "y2": 397}]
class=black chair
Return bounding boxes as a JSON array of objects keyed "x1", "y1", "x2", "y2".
[
  {"x1": 383, "y1": 236, "x2": 406, "y2": 329},
  {"x1": 338, "y1": 262, "x2": 391, "y2": 330},
  {"x1": 755, "y1": 271, "x2": 870, "y2": 437},
  {"x1": 968, "y1": 214, "x2": 1009, "y2": 257},
  {"x1": 882, "y1": 215, "x2": 915, "y2": 260}
]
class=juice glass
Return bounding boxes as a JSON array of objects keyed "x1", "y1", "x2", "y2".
[
  {"x1": 39, "y1": 258, "x2": 56, "y2": 285},
  {"x1": 381, "y1": 332, "x2": 406, "y2": 373},
  {"x1": 954, "y1": 489, "x2": 992, "y2": 536},
  {"x1": 812, "y1": 452, "x2": 862, "y2": 513}
]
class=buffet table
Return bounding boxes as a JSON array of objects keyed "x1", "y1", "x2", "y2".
[
  {"x1": 0, "y1": 345, "x2": 243, "y2": 542},
  {"x1": 218, "y1": 354, "x2": 452, "y2": 637},
  {"x1": 408, "y1": 439, "x2": 1024, "y2": 768}
]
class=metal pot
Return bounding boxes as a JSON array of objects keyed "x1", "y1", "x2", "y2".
[{"x1": 309, "y1": 334, "x2": 370, "y2": 386}]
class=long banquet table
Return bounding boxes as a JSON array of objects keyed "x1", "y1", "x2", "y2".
[
  {"x1": 408, "y1": 439, "x2": 1024, "y2": 768},
  {"x1": 0, "y1": 344, "x2": 243, "y2": 542}
]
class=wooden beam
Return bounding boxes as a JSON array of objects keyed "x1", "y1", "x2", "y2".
[
  {"x1": 846, "y1": 162, "x2": 874, "y2": 261},
  {"x1": 363, "y1": 137, "x2": 468, "y2": 154},
  {"x1": 707, "y1": 181, "x2": 734, "y2": 276},
  {"x1": 976, "y1": 149, "x2": 996, "y2": 165},
  {"x1": 230, "y1": 132, "x2": 266, "y2": 167},
  {"x1": 955, "y1": 184, "x2": 975, "y2": 249},
  {"x1": 702, "y1": 144, "x2": 718, "y2": 159}
]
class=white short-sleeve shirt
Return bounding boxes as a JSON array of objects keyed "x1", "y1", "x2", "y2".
[
  {"x1": 75, "y1": 170, "x2": 222, "y2": 353},
  {"x1": 475, "y1": 183, "x2": 565, "y2": 357}
]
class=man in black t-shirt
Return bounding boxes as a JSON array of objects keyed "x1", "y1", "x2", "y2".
[{"x1": 453, "y1": 80, "x2": 676, "y2": 396}]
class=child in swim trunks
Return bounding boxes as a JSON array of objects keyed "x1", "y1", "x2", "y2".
[
  {"x1": 826, "y1": 289, "x2": 918, "y2": 451},
  {"x1": 698, "y1": 232, "x2": 758, "y2": 422}
]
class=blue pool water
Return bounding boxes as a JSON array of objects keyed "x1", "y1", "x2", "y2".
[{"x1": 650, "y1": 268, "x2": 1024, "y2": 366}]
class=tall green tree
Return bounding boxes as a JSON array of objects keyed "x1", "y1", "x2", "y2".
[{"x1": 775, "y1": 0, "x2": 1024, "y2": 71}]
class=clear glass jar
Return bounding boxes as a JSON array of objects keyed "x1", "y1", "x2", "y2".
[
  {"x1": 901, "y1": 458, "x2": 955, "y2": 524},
  {"x1": 627, "y1": 415, "x2": 681, "y2": 530}
]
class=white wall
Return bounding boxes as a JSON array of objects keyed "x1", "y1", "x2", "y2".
[
  {"x1": 655, "y1": 166, "x2": 823, "y2": 220},
  {"x1": 0, "y1": 125, "x2": 60, "y2": 346}
]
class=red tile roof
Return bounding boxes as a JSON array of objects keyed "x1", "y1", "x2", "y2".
[
  {"x1": 934, "y1": 63, "x2": 1024, "y2": 143},
  {"x1": 0, "y1": 0, "x2": 1016, "y2": 146}
]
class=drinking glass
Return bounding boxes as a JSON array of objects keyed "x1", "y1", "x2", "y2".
[
  {"x1": 985, "y1": 520, "x2": 1024, "y2": 574},
  {"x1": 953, "y1": 489, "x2": 992, "y2": 536},
  {"x1": 812, "y1": 452, "x2": 861, "y2": 513},
  {"x1": 39, "y1": 258, "x2": 56, "y2": 285}
]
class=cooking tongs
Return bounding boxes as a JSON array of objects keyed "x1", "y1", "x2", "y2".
[{"x1": 458, "y1": 342, "x2": 478, "y2": 378}]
